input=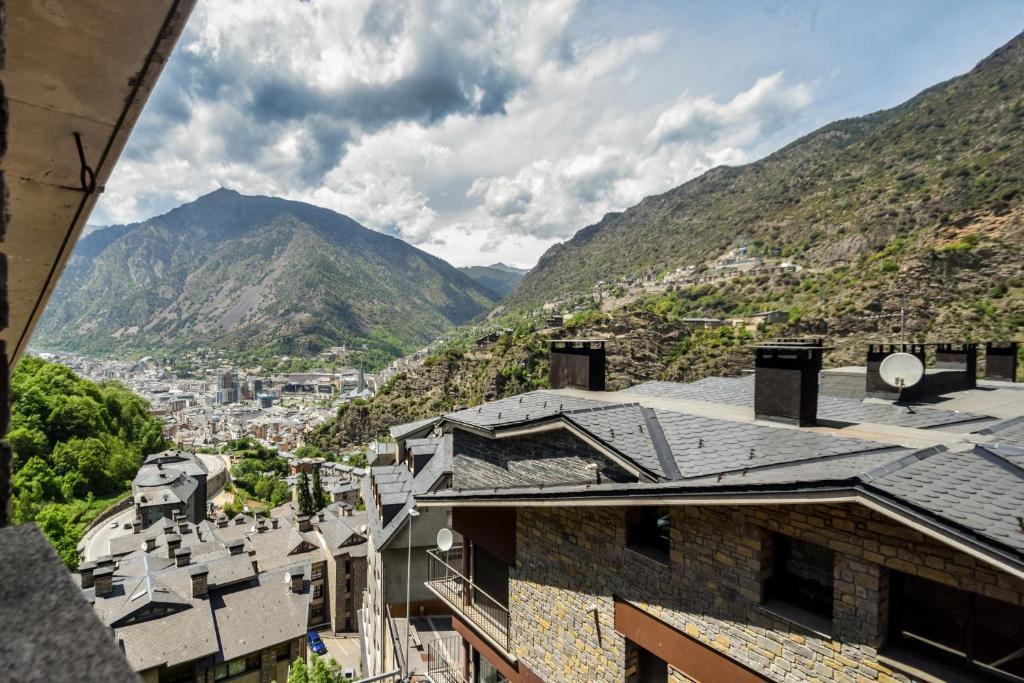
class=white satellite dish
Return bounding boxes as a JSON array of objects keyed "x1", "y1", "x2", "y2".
[
  {"x1": 879, "y1": 353, "x2": 924, "y2": 389},
  {"x1": 436, "y1": 528, "x2": 454, "y2": 552}
]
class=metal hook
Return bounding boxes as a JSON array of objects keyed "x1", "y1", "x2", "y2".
[{"x1": 74, "y1": 132, "x2": 97, "y2": 194}]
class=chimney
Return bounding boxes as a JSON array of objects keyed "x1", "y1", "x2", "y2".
[
  {"x1": 316, "y1": 511, "x2": 325, "y2": 523},
  {"x1": 217, "y1": 515, "x2": 228, "y2": 528},
  {"x1": 297, "y1": 515, "x2": 312, "y2": 532},
  {"x1": 189, "y1": 565, "x2": 209, "y2": 598},
  {"x1": 175, "y1": 547, "x2": 192, "y2": 567},
  {"x1": 256, "y1": 519, "x2": 267, "y2": 534},
  {"x1": 96, "y1": 555, "x2": 114, "y2": 568},
  {"x1": 131, "y1": 519, "x2": 141, "y2": 535},
  {"x1": 289, "y1": 567, "x2": 305, "y2": 593},
  {"x1": 227, "y1": 539, "x2": 245, "y2": 556},
  {"x1": 166, "y1": 533, "x2": 181, "y2": 559},
  {"x1": 234, "y1": 515, "x2": 246, "y2": 525},
  {"x1": 178, "y1": 520, "x2": 189, "y2": 535},
  {"x1": 935, "y1": 342, "x2": 978, "y2": 389},
  {"x1": 549, "y1": 340, "x2": 606, "y2": 391},
  {"x1": 79, "y1": 561, "x2": 97, "y2": 589},
  {"x1": 985, "y1": 341, "x2": 1018, "y2": 382},
  {"x1": 866, "y1": 343, "x2": 927, "y2": 400},
  {"x1": 93, "y1": 566, "x2": 114, "y2": 597},
  {"x1": 143, "y1": 536, "x2": 157, "y2": 553},
  {"x1": 754, "y1": 339, "x2": 828, "y2": 427},
  {"x1": 270, "y1": 517, "x2": 279, "y2": 529}
]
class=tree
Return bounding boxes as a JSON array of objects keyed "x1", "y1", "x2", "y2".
[
  {"x1": 311, "y1": 466, "x2": 327, "y2": 512},
  {"x1": 297, "y1": 471, "x2": 313, "y2": 517},
  {"x1": 283, "y1": 656, "x2": 348, "y2": 683},
  {"x1": 286, "y1": 658, "x2": 308, "y2": 683}
]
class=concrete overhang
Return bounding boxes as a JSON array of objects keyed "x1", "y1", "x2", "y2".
[{"x1": 1, "y1": 0, "x2": 196, "y2": 368}]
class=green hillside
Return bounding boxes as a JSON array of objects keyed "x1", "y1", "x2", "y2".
[
  {"x1": 458, "y1": 263, "x2": 527, "y2": 299},
  {"x1": 508, "y1": 31, "x2": 1024, "y2": 344}
]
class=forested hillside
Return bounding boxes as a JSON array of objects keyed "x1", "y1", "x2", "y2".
[{"x1": 7, "y1": 357, "x2": 169, "y2": 567}]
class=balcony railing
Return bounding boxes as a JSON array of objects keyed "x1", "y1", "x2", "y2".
[
  {"x1": 427, "y1": 634, "x2": 467, "y2": 683},
  {"x1": 425, "y1": 546, "x2": 511, "y2": 654}
]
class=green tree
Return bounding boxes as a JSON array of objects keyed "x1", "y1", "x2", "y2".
[
  {"x1": 311, "y1": 466, "x2": 327, "y2": 512},
  {"x1": 297, "y1": 471, "x2": 313, "y2": 517},
  {"x1": 294, "y1": 445, "x2": 323, "y2": 459},
  {"x1": 35, "y1": 505, "x2": 79, "y2": 569},
  {"x1": 286, "y1": 658, "x2": 308, "y2": 683}
]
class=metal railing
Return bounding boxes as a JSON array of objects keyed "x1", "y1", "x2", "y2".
[
  {"x1": 426, "y1": 634, "x2": 466, "y2": 683},
  {"x1": 425, "y1": 546, "x2": 511, "y2": 653},
  {"x1": 385, "y1": 603, "x2": 407, "y2": 676}
]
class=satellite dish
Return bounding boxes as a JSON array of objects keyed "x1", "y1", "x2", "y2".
[
  {"x1": 879, "y1": 353, "x2": 924, "y2": 389},
  {"x1": 437, "y1": 528, "x2": 454, "y2": 552}
]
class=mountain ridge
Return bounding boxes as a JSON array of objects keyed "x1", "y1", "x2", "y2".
[
  {"x1": 35, "y1": 189, "x2": 498, "y2": 366},
  {"x1": 508, "y1": 31, "x2": 1024, "y2": 322}
]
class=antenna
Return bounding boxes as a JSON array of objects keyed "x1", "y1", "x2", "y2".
[
  {"x1": 436, "y1": 528, "x2": 454, "y2": 552},
  {"x1": 879, "y1": 353, "x2": 924, "y2": 390}
]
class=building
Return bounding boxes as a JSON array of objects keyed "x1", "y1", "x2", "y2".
[
  {"x1": 403, "y1": 340, "x2": 1024, "y2": 683},
  {"x1": 132, "y1": 451, "x2": 209, "y2": 526},
  {"x1": 84, "y1": 501, "x2": 370, "y2": 680},
  {"x1": 360, "y1": 422, "x2": 457, "y2": 678}
]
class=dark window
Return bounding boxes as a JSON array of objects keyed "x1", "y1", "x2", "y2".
[
  {"x1": 472, "y1": 543, "x2": 509, "y2": 609},
  {"x1": 310, "y1": 566, "x2": 323, "y2": 580},
  {"x1": 275, "y1": 642, "x2": 292, "y2": 662},
  {"x1": 890, "y1": 572, "x2": 1024, "y2": 681},
  {"x1": 473, "y1": 649, "x2": 509, "y2": 683},
  {"x1": 626, "y1": 506, "x2": 671, "y2": 564},
  {"x1": 345, "y1": 560, "x2": 352, "y2": 574},
  {"x1": 638, "y1": 646, "x2": 668, "y2": 683},
  {"x1": 763, "y1": 535, "x2": 834, "y2": 623},
  {"x1": 313, "y1": 584, "x2": 323, "y2": 599}
]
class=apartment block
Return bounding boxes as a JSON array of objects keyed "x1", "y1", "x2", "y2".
[{"x1": 410, "y1": 340, "x2": 1024, "y2": 683}]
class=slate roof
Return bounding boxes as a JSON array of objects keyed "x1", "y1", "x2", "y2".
[
  {"x1": 445, "y1": 391, "x2": 609, "y2": 430},
  {"x1": 866, "y1": 444, "x2": 1024, "y2": 555},
  {"x1": 976, "y1": 416, "x2": 1024, "y2": 446},
  {"x1": 389, "y1": 416, "x2": 441, "y2": 440},
  {"x1": 213, "y1": 566, "x2": 311, "y2": 662},
  {"x1": 624, "y1": 376, "x2": 990, "y2": 429}
]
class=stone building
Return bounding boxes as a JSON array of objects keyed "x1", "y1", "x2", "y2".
[
  {"x1": 132, "y1": 450, "x2": 209, "y2": 526},
  {"x1": 360, "y1": 420, "x2": 457, "y2": 678},
  {"x1": 410, "y1": 342, "x2": 1024, "y2": 683}
]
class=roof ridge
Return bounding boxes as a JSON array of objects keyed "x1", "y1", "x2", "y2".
[
  {"x1": 562, "y1": 402, "x2": 639, "y2": 415},
  {"x1": 857, "y1": 446, "x2": 946, "y2": 483},
  {"x1": 975, "y1": 415, "x2": 1024, "y2": 436},
  {"x1": 974, "y1": 444, "x2": 1024, "y2": 478},
  {"x1": 705, "y1": 445, "x2": 915, "y2": 481},
  {"x1": 640, "y1": 407, "x2": 682, "y2": 481}
]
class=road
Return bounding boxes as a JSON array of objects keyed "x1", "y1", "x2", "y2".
[{"x1": 80, "y1": 453, "x2": 229, "y2": 562}]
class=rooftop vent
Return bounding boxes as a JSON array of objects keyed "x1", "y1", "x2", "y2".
[
  {"x1": 986, "y1": 341, "x2": 1018, "y2": 382},
  {"x1": 143, "y1": 537, "x2": 156, "y2": 553},
  {"x1": 935, "y1": 343, "x2": 977, "y2": 390},
  {"x1": 549, "y1": 339, "x2": 606, "y2": 391},
  {"x1": 174, "y1": 548, "x2": 191, "y2": 568},
  {"x1": 288, "y1": 568, "x2": 305, "y2": 593},
  {"x1": 754, "y1": 338, "x2": 829, "y2": 427}
]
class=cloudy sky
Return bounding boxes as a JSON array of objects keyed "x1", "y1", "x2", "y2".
[{"x1": 94, "y1": 0, "x2": 1024, "y2": 267}]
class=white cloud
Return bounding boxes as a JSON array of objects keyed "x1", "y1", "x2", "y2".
[{"x1": 96, "y1": 0, "x2": 814, "y2": 268}]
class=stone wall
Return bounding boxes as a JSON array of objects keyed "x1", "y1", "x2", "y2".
[{"x1": 510, "y1": 503, "x2": 1024, "y2": 683}]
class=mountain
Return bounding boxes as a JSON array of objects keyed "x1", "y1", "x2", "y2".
[
  {"x1": 507, "y1": 32, "x2": 1024, "y2": 343},
  {"x1": 34, "y1": 189, "x2": 498, "y2": 364},
  {"x1": 458, "y1": 262, "x2": 528, "y2": 298}
]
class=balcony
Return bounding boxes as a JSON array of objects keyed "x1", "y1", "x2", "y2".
[
  {"x1": 427, "y1": 634, "x2": 467, "y2": 683},
  {"x1": 425, "y1": 546, "x2": 512, "y2": 655}
]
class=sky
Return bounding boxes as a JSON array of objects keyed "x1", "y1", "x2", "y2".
[{"x1": 92, "y1": 0, "x2": 1024, "y2": 268}]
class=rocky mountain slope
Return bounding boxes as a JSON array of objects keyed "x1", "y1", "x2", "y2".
[
  {"x1": 458, "y1": 263, "x2": 527, "y2": 299},
  {"x1": 34, "y1": 190, "x2": 498, "y2": 363},
  {"x1": 508, "y1": 31, "x2": 1024, "y2": 341},
  {"x1": 310, "y1": 33, "x2": 1024, "y2": 452}
]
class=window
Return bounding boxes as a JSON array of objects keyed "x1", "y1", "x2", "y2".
[
  {"x1": 346, "y1": 578, "x2": 352, "y2": 592},
  {"x1": 473, "y1": 649, "x2": 509, "y2": 683},
  {"x1": 626, "y1": 506, "x2": 671, "y2": 564},
  {"x1": 763, "y1": 535, "x2": 834, "y2": 626},
  {"x1": 213, "y1": 654, "x2": 261, "y2": 680},
  {"x1": 889, "y1": 572, "x2": 1024, "y2": 681},
  {"x1": 274, "y1": 642, "x2": 291, "y2": 662},
  {"x1": 345, "y1": 560, "x2": 351, "y2": 574},
  {"x1": 311, "y1": 605, "x2": 324, "y2": 619},
  {"x1": 313, "y1": 584, "x2": 323, "y2": 599},
  {"x1": 311, "y1": 566, "x2": 323, "y2": 581}
]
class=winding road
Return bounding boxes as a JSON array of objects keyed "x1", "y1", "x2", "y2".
[{"x1": 80, "y1": 453, "x2": 228, "y2": 562}]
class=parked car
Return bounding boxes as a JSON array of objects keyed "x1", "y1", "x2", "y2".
[
  {"x1": 307, "y1": 630, "x2": 326, "y2": 656},
  {"x1": 109, "y1": 520, "x2": 119, "y2": 529}
]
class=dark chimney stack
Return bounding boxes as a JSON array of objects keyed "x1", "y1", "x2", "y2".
[
  {"x1": 986, "y1": 341, "x2": 1018, "y2": 382},
  {"x1": 270, "y1": 517, "x2": 279, "y2": 529},
  {"x1": 934, "y1": 343, "x2": 977, "y2": 389},
  {"x1": 549, "y1": 340, "x2": 606, "y2": 391},
  {"x1": 175, "y1": 548, "x2": 192, "y2": 567},
  {"x1": 93, "y1": 566, "x2": 114, "y2": 597},
  {"x1": 754, "y1": 339, "x2": 828, "y2": 427},
  {"x1": 143, "y1": 536, "x2": 157, "y2": 553},
  {"x1": 227, "y1": 539, "x2": 245, "y2": 556},
  {"x1": 289, "y1": 567, "x2": 305, "y2": 593},
  {"x1": 166, "y1": 534, "x2": 181, "y2": 559},
  {"x1": 297, "y1": 515, "x2": 312, "y2": 532},
  {"x1": 189, "y1": 565, "x2": 209, "y2": 598},
  {"x1": 79, "y1": 561, "x2": 97, "y2": 589}
]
